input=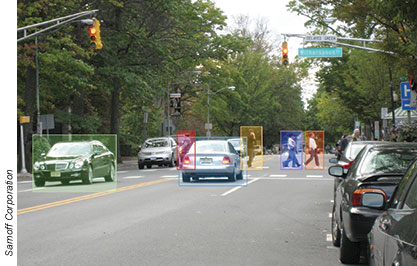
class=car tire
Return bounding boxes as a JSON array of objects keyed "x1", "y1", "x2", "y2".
[
  {"x1": 182, "y1": 173, "x2": 190, "y2": 182},
  {"x1": 83, "y1": 166, "x2": 93, "y2": 184},
  {"x1": 105, "y1": 163, "x2": 115, "y2": 182},
  {"x1": 236, "y1": 169, "x2": 243, "y2": 180},
  {"x1": 146, "y1": 165, "x2": 152, "y2": 169},
  {"x1": 168, "y1": 154, "x2": 175, "y2": 167},
  {"x1": 228, "y1": 170, "x2": 236, "y2": 182},
  {"x1": 340, "y1": 226, "x2": 360, "y2": 264},
  {"x1": 34, "y1": 179, "x2": 45, "y2": 187},
  {"x1": 138, "y1": 162, "x2": 144, "y2": 169},
  {"x1": 61, "y1": 180, "x2": 70, "y2": 185},
  {"x1": 331, "y1": 204, "x2": 341, "y2": 247}
]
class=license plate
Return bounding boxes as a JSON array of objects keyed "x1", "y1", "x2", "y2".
[
  {"x1": 200, "y1": 157, "x2": 212, "y2": 164},
  {"x1": 151, "y1": 156, "x2": 156, "y2": 160},
  {"x1": 51, "y1": 171, "x2": 61, "y2": 177}
]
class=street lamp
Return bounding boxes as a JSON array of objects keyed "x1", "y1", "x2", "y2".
[{"x1": 206, "y1": 86, "x2": 235, "y2": 136}]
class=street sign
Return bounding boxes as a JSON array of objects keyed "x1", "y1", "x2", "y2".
[
  {"x1": 40, "y1": 114, "x2": 55, "y2": 130},
  {"x1": 400, "y1": 82, "x2": 417, "y2": 110},
  {"x1": 170, "y1": 93, "x2": 181, "y2": 98},
  {"x1": 205, "y1": 123, "x2": 212, "y2": 130},
  {"x1": 381, "y1": 107, "x2": 388, "y2": 119},
  {"x1": 374, "y1": 121, "x2": 379, "y2": 140},
  {"x1": 298, "y1": 48, "x2": 342, "y2": 58},
  {"x1": 305, "y1": 35, "x2": 337, "y2": 42},
  {"x1": 19, "y1": 116, "x2": 30, "y2": 124}
]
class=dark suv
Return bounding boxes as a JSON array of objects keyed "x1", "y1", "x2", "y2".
[{"x1": 329, "y1": 143, "x2": 417, "y2": 264}]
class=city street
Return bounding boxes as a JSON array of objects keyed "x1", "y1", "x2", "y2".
[{"x1": 17, "y1": 154, "x2": 359, "y2": 266}]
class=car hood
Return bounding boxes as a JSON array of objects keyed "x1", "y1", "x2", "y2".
[{"x1": 140, "y1": 147, "x2": 171, "y2": 153}]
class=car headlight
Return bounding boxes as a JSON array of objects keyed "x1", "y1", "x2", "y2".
[
  {"x1": 34, "y1": 162, "x2": 40, "y2": 170},
  {"x1": 74, "y1": 160, "x2": 84, "y2": 169}
]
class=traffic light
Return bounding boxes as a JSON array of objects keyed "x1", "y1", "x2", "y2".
[
  {"x1": 173, "y1": 98, "x2": 181, "y2": 115},
  {"x1": 282, "y1": 41, "x2": 289, "y2": 66},
  {"x1": 89, "y1": 19, "x2": 103, "y2": 50}
]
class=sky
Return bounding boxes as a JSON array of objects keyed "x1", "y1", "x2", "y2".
[{"x1": 212, "y1": 0, "x2": 319, "y2": 105}]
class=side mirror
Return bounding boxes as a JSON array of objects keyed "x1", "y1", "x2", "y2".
[
  {"x1": 328, "y1": 165, "x2": 344, "y2": 177},
  {"x1": 138, "y1": 145, "x2": 142, "y2": 150},
  {"x1": 362, "y1": 192, "x2": 386, "y2": 209},
  {"x1": 329, "y1": 158, "x2": 338, "y2": 164},
  {"x1": 40, "y1": 153, "x2": 46, "y2": 157}
]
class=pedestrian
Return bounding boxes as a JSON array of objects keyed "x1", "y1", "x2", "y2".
[
  {"x1": 247, "y1": 129, "x2": 256, "y2": 167},
  {"x1": 337, "y1": 134, "x2": 349, "y2": 160},
  {"x1": 351, "y1": 128, "x2": 361, "y2": 142},
  {"x1": 283, "y1": 134, "x2": 300, "y2": 168},
  {"x1": 305, "y1": 132, "x2": 320, "y2": 168}
]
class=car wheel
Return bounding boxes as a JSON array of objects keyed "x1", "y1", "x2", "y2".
[
  {"x1": 228, "y1": 170, "x2": 236, "y2": 182},
  {"x1": 83, "y1": 166, "x2": 93, "y2": 184},
  {"x1": 34, "y1": 179, "x2": 45, "y2": 187},
  {"x1": 182, "y1": 173, "x2": 190, "y2": 182},
  {"x1": 61, "y1": 180, "x2": 70, "y2": 185},
  {"x1": 340, "y1": 225, "x2": 360, "y2": 264},
  {"x1": 331, "y1": 204, "x2": 341, "y2": 247},
  {"x1": 236, "y1": 169, "x2": 243, "y2": 180},
  {"x1": 168, "y1": 154, "x2": 174, "y2": 167},
  {"x1": 105, "y1": 163, "x2": 115, "y2": 182},
  {"x1": 146, "y1": 165, "x2": 152, "y2": 169},
  {"x1": 138, "y1": 162, "x2": 144, "y2": 169}
]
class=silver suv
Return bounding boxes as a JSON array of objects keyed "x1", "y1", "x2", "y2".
[{"x1": 138, "y1": 137, "x2": 177, "y2": 169}]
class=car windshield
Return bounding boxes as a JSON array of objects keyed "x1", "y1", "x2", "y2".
[
  {"x1": 229, "y1": 139, "x2": 240, "y2": 148},
  {"x1": 347, "y1": 143, "x2": 367, "y2": 160},
  {"x1": 144, "y1": 139, "x2": 169, "y2": 148},
  {"x1": 47, "y1": 142, "x2": 91, "y2": 157},
  {"x1": 360, "y1": 148, "x2": 417, "y2": 175},
  {"x1": 193, "y1": 141, "x2": 227, "y2": 153}
]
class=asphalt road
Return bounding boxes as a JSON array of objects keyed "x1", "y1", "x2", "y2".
[{"x1": 17, "y1": 154, "x2": 362, "y2": 266}]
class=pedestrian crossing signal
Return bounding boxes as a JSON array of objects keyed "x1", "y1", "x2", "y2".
[{"x1": 282, "y1": 41, "x2": 289, "y2": 66}]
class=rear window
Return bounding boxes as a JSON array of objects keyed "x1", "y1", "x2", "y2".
[
  {"x1": 229, "y1": 139, "x2": 240, "y2": 148},
  {"x1": 347, "y1": 143, "x2": 367, "y2": 160},
  {"x1": 195, "y1": 141, "x2": 226, "y2": 153},
  {"x1": 360, "y1": 148, "x2": 417, "y2": 175}
]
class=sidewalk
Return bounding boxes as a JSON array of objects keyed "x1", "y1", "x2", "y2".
[{"x1": 17, "y1": 156, "x2": 138, "y2": 180}]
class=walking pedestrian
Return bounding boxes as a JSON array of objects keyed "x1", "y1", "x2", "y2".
[
  {"x1": 247, "y1": 129, "x2": 256, "y2": 167},
  {"x1": 305, "y1": 132, "x2": 320, "y2": 168},
  {"x1": 283, "y1": 134, "x2": 300, "y2": 168}
]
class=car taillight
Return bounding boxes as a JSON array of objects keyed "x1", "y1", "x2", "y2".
[
  {"x1": 184, "y1": 156, "x2": 191, "y2": 164},
  {"x1": 352, "y1": 188, "x2": 387, "y2": 207},
  {"x1": 222, "y1": 156, "x2": 231, "y2": 164},
  {"x1": 342, "y1": 160, "x2": 353, "y2": 169}
]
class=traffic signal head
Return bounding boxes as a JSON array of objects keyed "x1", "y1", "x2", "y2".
[
  {"x1": 89, "y1": 19, "x2": 103, "y2": 50},
  {"x1": 282, "y1": 41, "x2": 289, "y2": 66}
]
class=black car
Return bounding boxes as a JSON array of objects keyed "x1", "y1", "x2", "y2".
[
  {"x1": 328, "y1": 143, "x2": 417, "y2": 264},
  {"x1": 33, "y1": 140, "x2": 115, "y2": 187},
  {"x1": 329, "y1": 141, "x2": 383, "y2": 169},
  {"x1": 368, "y1": 158, "x2": 417, "y2": 266}
]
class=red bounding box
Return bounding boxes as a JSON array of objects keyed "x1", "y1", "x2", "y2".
[{"x1": 176, "y1": 130, "x2": 196, "y2": 170}]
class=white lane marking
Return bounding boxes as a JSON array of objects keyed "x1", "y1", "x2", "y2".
[
  {"x1": 221, "y1": 178, "x2": 260, "y2": 196},
  {"x1": 326, "y1": 234, "x2": 332, "y2": 242},
  {"x1": 270, "y1": 174, "x2": 287, "y2": 177},
  {"x1": 306, "y1": 175, "x2": 323, "y2": 178},
  {"x1": 251, "y1": 177, "x2": 332, "y2": 181},
  {"x1": 328, "y1": 213, "x2": 332, "y2": 218},
  {"x1": 117, "y1": 170, "x2": 128, "y2": 174},
  {"x1": 330, "y1": 200, "x2": 334, "y2": 203},
  {"x1": 142, "y1": 169, "x2": 157, "y2": 172},
  {"x1": 18, "y1": 181, "x2": 33, "y2": 184},
  {"x1": 170, "y1": 168, "x2": 178, "y2": 171},
  {"x1": 161, "y1": 175, "x2": 178, "y2": 178},
  {"x1": 123, "y1": 176, "x2": 145, "y2": 179},
  {"x1": 18, "y1": 187, "x2": 45, "y2": 193}
]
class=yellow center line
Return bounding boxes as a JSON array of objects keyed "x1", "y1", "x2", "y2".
[{"x1": 18, "y1": 179, "x2": 170, "y2": 215}]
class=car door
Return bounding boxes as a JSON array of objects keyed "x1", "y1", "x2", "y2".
[
  {"x1": 228, "y1": 142, "x2": 240, "y2": 174},
  {"x1": 91, "y1": 144, "x2": 106, "y2": 177},
  {"x1": 382, "y1": 165, "x2": 417, "y2": 266}
]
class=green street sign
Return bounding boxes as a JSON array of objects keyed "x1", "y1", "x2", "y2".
[
  {"x1": 400, "y1": 76, "x2": 408, "y2": 82},
  {"x1": 298, "y1": 47, "x2": 342, "y2": 58}
]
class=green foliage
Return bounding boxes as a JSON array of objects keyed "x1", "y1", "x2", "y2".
[{"x1": 32, "y1": 135, "x2": 51, "y2": 163}]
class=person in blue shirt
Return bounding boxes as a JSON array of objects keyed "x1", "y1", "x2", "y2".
[{"x1": 283, "y1": 134, "x2": 300, "y2": 168}]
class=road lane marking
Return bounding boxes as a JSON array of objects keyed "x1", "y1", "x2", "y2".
[
  {"x1": 330, "y1": 200, "x2": 334, "y2": 203},
  {"x1": 328, "y1": 213, "x2": 332, "y2": 218},
  {"x1": 221, "y1": 178, "x2": 259, "y2": 196},
  {"x1": 252, "y1": 177, "x2": 332, "y2": 181},
  {"x1": 142, "y1": 169, "x2": 157, "y2": 172},
  {"x1": 117, "y1": 171, "x2": 128, "y2": 174},
  {"x1": 306, "y1": 175, "x2": 323, "y2": 178},
  {"x1": 18, "y1": 181, "x2": 33, "y2": 184},
  {"x1": 18, "y1": 187, "x2": 45, "y2": 193},
  {"x1": 326, "y1": 234, "x2": 332, "y2": 242},
  {"x1": 269, "y1": 174, "x2": 287, "y2": 177},
  {"x1": 161, "y1": 175, "x2": 178, "y2": 178},
  {"x1": 17, "y1": 179, "x2": 171, "y2": 215},
  {"x1": 123, "y1": 176, "x2": 144, "y2": 179}
]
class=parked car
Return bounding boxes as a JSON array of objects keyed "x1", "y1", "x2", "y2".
[
  {"x1": 367, "y1": 157, "x2": 417, "y2": 266},
  {"x1": 328, "y1": 143, "x2": 417, "y2": 264},
  {"x1": 138, "y1": 137, "x2": 177, "y2": 169},
  {"x1": 228, "y1": 138, "x2": 246, "y2": 157},
  {"x1": 33, "y1": 140, "x2": 115, "y2": 187},
  {"x1": 180, "y1": 139, "x2": 243, "y2": 182}
]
